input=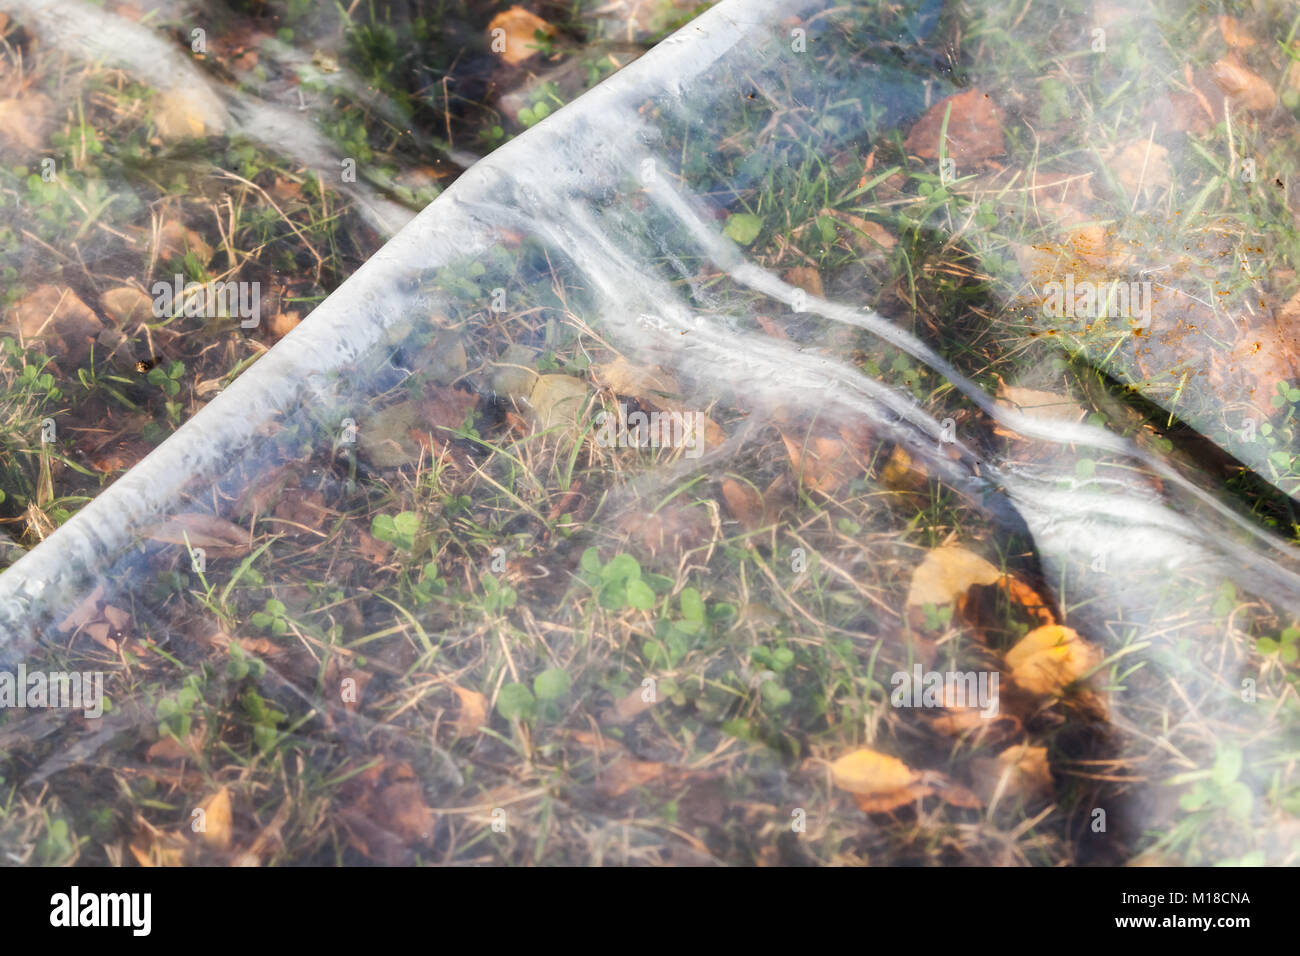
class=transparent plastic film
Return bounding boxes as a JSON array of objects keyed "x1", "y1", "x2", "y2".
[{"x1": 1, "y1": 0, "x2": 1298, "y2": 866}]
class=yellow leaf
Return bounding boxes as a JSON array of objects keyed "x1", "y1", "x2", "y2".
[
  {"x1": 829, "y1": 748, "x2": 919, "y2": 795},
  {"x1": 487, "y1": 6, "x2": 555, "y2": 67},
  {"x1": 905, "y1": 544, "x2": 1002, "y2": 607},
  {"x1": 974, "y1": 744, "x2": 1054, "y2": 804},
  {"x1": 528, "y1": 374, "x2": 590, "y2": 431},
  {"x1": 154, "y1": 90, "x2": 214, "y2": 141},
  {"x1": 1006, "y1": 624, "x2": 1100, "y2": 694},
  {"x1": 197, "y1": 788, "x2": 233, "y2": 850}
]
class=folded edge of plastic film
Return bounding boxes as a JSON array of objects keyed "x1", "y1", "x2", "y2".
[{"x1": 0, "y1": 0, "x2": 792, "y2": 648}]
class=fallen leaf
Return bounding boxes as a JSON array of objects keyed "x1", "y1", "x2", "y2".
[
  {"x1": 1218, "y1": 15, "x2": 1256, "y2": 48},
  {"x1": 487, "y1": 5, "x2": 555, "y2": 66},
  {"x1": 417, "y1": 384, "x2": 479, "y2": 433},
  {"x1": 491, "y1": 343, "x2": 539, "y2": 399},
  {"x1": 102, "y1": 604, "x2": 131, "y2": 630},
  {"x1": 451, "y1": 685, "x2": 488, "y2": 736},
  {"x1": 146, "y1": 736, "x2": 193, "y2": 762},
  {"x1": 784, "y1": 265, "x2": 824, "y2": 298},
  {"x1": 1105, "y1": 140, "x2": 1171, "y2": 201},
  {"x1": 0, "y1": 93, "x2": 53, "y2": 154},
  {"x1": 906, "y1": 544, "x2": 1002, "y2": 607},
  {"x1": 99, "y1": 287, "x2": 154, "y2": 326},
  {"x1": 154, "y1": 89, "x2": 217, "y2": 140},
  {"x1": 827, "y1": 210, "x2": 897, "y2": 253},
  {"x1": 996, "y1": 382, "x2": 1085, "y2": 425},
  {"x1": 528, "y1": 374, "x2": 591, "y2": 431},
  {"x1": 780, "y1": 430, "x2": 860, "y2": 494},
  {"x1": 340, "y1": 759, "x2": 435, "y2": 863},
  {"x1": 904, "y1": 88, "x2": 1005, "y2": 162},
  {"x1": 157, "y1": 220, "x2": 213, "y2": 266},
  {"x1": 358, "y1": 401, "x2": 424, "y2": 467},
  {"x1": 602, "y1": 683, "x2": 658, "y2": 724},
  {"x1": 268, "y1": 310, "x2": 300, "y2": 338},
  {"x1": 128, "y1": 832, "x2": 187, "y2": 867},
  {"x1": 196, "y1": 788, "x2": 233, "y2": 850},
  {"x1": 594, "y1": 357, "x2": 680, "y2": 400},
  {"x1": 1006, "y1": 624, "x2": 1101, "y2": 695},
  {"x1": 147, "y1": 513, "x2": 250, "y2": 558},
  {"x1": 720, "y1": 478, "x2": 764, "y2": 531},
  {"x1": 56, "y1": 584, "x2": 105, "y2": 634},
  {"x1": 599, "y1": 757, "x2": 667, "y2": 797},
  {"x1": 829, "y1": 748, "x2": 919, "y2": 795},
  {"x1": 9, "y1": 285, "x2": 103, "y2": 362},
  {"x1": 880, "y1": 445, "x2": 927, "y2": 490},
  {"x1": 1211, "y1": 56, "x2": 1277, "y2": 111},
  {"x1": 618, "y1": 503, "x2": 710, "y2": 557},
  {"x1": 973, "y1": 744, "x2": 1054, "y2": 804}
]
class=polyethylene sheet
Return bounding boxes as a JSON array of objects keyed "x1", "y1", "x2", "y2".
[{"x1": 2, "y1": 0, "x2": 1299, "y2": 865}]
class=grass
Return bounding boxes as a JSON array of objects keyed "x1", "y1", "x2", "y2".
[{"x1": 1, "y1": 0, "x2": 1299, "y2": 867}]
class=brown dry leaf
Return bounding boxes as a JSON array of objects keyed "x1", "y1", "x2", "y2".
[
  {"x1": 272, "y1": 487, "x2": 329, "y2": 534},
  {"x1": 359, "y1": 401, "x2": 423, "y2": 467},
  {"x1": 602, "y1": 683, "x2": 658, "y2": 724},
  {"x1": 268, "y1": 310, "x2": 301, "y2": 338},
  {"x1": 322, "y1": 656, "x2": 371, "y2": 713},
  {"x1": 102, "y1": 604, "x2": 131, "y2": 631},
  {"x1": 99, "y1": 287, "x2": 154, "y2": 326},
  {"x1": 594, "y1": 357, "x2": 680, "y2": 400},
  {"x1": 377, "y1": 780, "x2": 435, "y2": 843},
  {"x1": 357, "y1": 530, "x2": 391, "y2": 566},
  {"x1": 599, "y1": 757, "x2": 667, "y2": 797},
  {"x1": 146, "y1": 735, "x2": 194, "y2": 762},
  {"x1": 9, "y1": 285, "x2": 103, "y2": 361},
  {"x1": 196, "y1": 788, "x2": 233, "y2": 850},
  {"x1": 85, "y1": 621, "x2": 115, "y2": 651},
  {"x1": 55, "y1": 584, "x2": 105, "y2": 634},
  {"x1": 451, "y1": 685, "x2": 488, "y2": 736},
  {"x1": 1218, "y1": 15, "x2": 1256, "y2": 48},
  {"x1": 1106, "y1": 139, "x2": 1171, "y2": 201},
  {"x1": 784, "y1": 265, "x2": 824, "y2": 298},
  {"x1": 1006, "y1": 624, "x2": 1101, "y2": 695},
  {"x1": 822, "y1": 208, "x2": 896, "y2": 253},
  {"x1": 487, "y1": 5, "x2": 555, "y2": 66},
  {"x1": 340, "y1": 759, "x2": 435, "y2": 863},
  {"x1": 528, "y1": 374, "x2": 591, "y2": 431},
  {"x1": 973, "y1": 744, "x2": 1054, "y2": 804},
  {"x1": 780, "y1": 430, "x2": 859, "y2": 494},
  {"x1": 905, "y1": 544, "x2": 1002, "y2": 607},
  {"x1": 995, "y1": 382, "x2": 1085, "y2": 426},
  {"x1": 935, "y1": 782, "x2": 983, "y2": 809},
  {"x1": 720, "y1": 477, "x2": 764, "y2": 531},
  {"x1": 904, "y1": 88, "x2": 1005, "y2": 162},
  {"x1": 1211, "y1": 57, "x2": 1277, "y2": 111},
  {"x1": 619, "y1": 503, "x2": 710, "y2": 557},
  {"x1": 148, "y1": 513, "x2": 250, "y2": 558},
  {"x1": 0, "y1": 93, "x2": 53, "y2": 154},
  {"x1": 157, "y1": 220, "x2": 213, "y2": 265}
]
